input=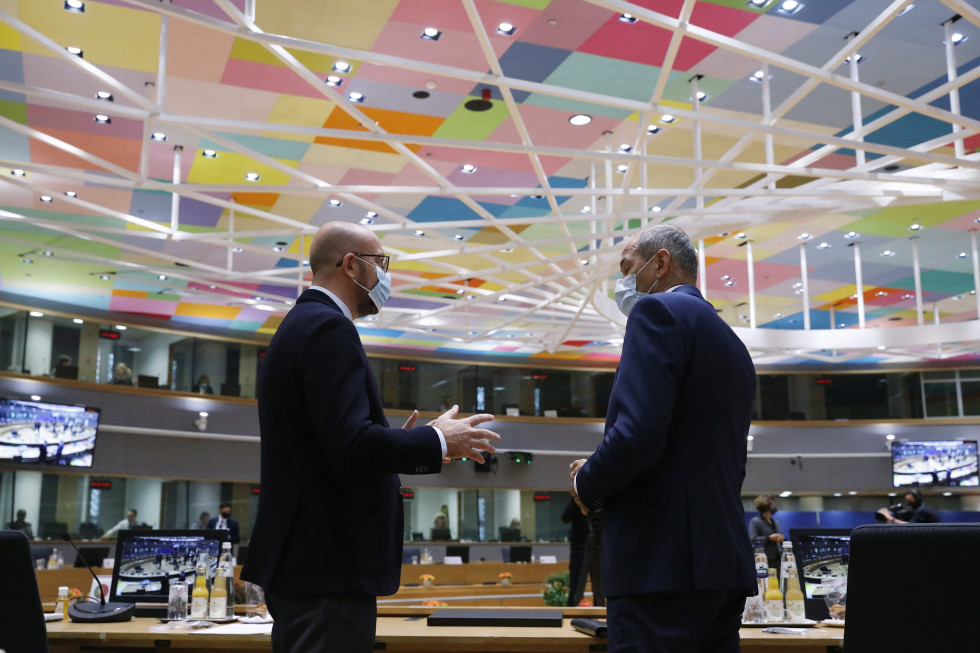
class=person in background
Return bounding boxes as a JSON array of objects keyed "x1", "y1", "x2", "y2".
[
  {"x1": 433, "y1": 512, "x2": 447, "y2": 530},
  {"x1": 207, "y1": 503, "x2": 241, "y2": 543},
  {"x1": 192, "y1": 375, "x2": 214, "y2": 394},
  {"x1": 52, "y1": 354, "x2": 73, "y2": 377},
  {"x1": 8, "y1": 509, "x2": 34, "y2": 539},
  {"x1": 110, "y1": 362, "x2": 133, "y2": 386},
  {"x1": 242, "y1": 221, "x2": 500, "y2": 653},
  {"x1": 748, "y1": 495, "x2": 784, "y2": 574},
  {"x1": 562, "y1": 498, "x2": 590, "y2": 606},
  {"x1": 191, "y1": 511, "x2": 210, "y2": 530},
  {"x1": 569, "y1": 224, "x2": 756, "y2": 653},
  {"x1": 878, "y1": 488, "x2": 940, "y2": 524},
  {"x1": 101, "y1": 509, "x2": 139, "y2": 539}
]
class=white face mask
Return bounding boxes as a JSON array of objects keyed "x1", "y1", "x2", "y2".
[
  {"x1": 352, "y1": 256, "x2": 392, "y2": 312},
  {"x1": 614, "y1": 256, "x2": 658, "y2": 316}
]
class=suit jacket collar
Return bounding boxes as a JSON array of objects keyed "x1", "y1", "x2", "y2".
[
  {"x1": 671, "y1": 284, "x2": 707, "y2": 302},
  {"x1": 298, "y1": 287, "x2": 344, "y2": 314}
]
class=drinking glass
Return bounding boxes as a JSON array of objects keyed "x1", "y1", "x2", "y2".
[
  {"x1": 167, "y1": 581, "x2": 188, "y2": 621},
  {"x1": 245, "y1": 582, "x2": 267, "y2": 618}
]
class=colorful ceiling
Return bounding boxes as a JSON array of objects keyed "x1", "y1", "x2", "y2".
[{"x1": 1, "y1": 0, "x2": 979, "y2": 364}]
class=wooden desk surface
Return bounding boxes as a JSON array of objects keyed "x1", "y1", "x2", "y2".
[{"x1": 46, "y1": 617, "x2": 845, "y2": 653}]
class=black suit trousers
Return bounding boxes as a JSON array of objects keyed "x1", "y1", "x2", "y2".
[{"x1": 267, "y1": 591, "x2": 376, "y2": 653}]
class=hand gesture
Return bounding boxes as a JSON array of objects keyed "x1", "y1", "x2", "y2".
[
  {"x1": 569, "y1": 459, "x2": 589, "y2": 515},
  {"x1": 402, "y1": 410, "x2": 420, "y2": 430},
  {"x1": 431, "y1": 405, "x2": 500, "y2": 464}
]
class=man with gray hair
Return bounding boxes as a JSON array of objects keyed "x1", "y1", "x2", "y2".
[{"x1": 570, "y1": 224, "x2": 756, "y2": 652}]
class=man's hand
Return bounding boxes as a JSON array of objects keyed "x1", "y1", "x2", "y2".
[
  {"x1": 402, "y1": 410, "x2": 419, "y2": 430},
  {"x1": 431, "y1": 405, "x2": 500, "y2": 464},
  {"x1": 569, "y1": 458, "x2": 589, "y2": 516},
  {"x1": 770, "y1": 533, "x2": 785, "y2": 543}
]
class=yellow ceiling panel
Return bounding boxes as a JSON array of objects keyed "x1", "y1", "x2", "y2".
[
  {"x1": 303, "y1": 143, "x2": 408, "y2": 175},
  {"x1": 255, "y1": 0, "x2": 399, "y2": 51}
]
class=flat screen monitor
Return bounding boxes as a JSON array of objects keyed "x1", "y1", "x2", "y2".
[
  {"x1": 789, "y1": 528, "x2": 851, "y2": 621},
  {"x1": 509, "y1": 545, "x2": 532, "y2": 563},
  {"x1": 74, "y1": 546, "x2": 111, "y2": 568},
  {"x1": 0, "y1": 397, "x2": 100, "y2": 467},
  {"x1": 109, "y1": 529, "x2": 230, "y2": 614},
  {"x1": 445, "y1": 545, "x2": 470, "y2": 563},
  {"x1": 891, "y1": 439, "x2": 979, "y2": 487},
  {"x1": 430, "y1": 527, "x2": 452, "y2": 541}
]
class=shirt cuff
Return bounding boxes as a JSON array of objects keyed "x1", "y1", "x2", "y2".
[
  {"x1": 573, "y1": 475, "x2": 579, "y2": 495},
  {"x1": 433, "y1": 426, "x2": 447, "y2": 457}
]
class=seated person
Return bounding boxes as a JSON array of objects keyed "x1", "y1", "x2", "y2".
[
  {"x1": 192, "y1": 374, "x2": 214, "y2": 394},
  {"x1": 430, "y1": 512, "x2": 451, "y2": 541},
  {"x1": 7, "y1": 509, "x2": 34, "y2": 539},
  {"x1": 110, "y1": 362, "x2": 133, "y2": 386}
]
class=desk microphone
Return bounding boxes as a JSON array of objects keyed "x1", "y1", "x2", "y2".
[{"x1": 62, "y1": 533, "x2": 135, "y2": 623}]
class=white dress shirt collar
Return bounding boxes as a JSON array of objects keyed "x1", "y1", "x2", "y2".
[{"x1": 309, "y1": 286, "x2": 352, "y2": 321}]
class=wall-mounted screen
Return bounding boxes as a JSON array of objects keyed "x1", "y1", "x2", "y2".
[
  {"x1": 891, "y1": 439, "x2": 979, "y2": 488},
  {"x1": 0, "y1": 397, "x2": 100, "y2": 467}
]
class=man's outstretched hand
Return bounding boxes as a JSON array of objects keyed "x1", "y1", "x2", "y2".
[{"x1": 430, "y1": 405, "x2": 500, "y2": 464}]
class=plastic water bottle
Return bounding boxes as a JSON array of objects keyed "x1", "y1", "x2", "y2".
[{"x1": 780, "y1": 541, "x2": 796, "y2": 596}]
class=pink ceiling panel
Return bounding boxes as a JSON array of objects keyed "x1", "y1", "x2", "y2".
[
  {"x1": 27, "y1": 104, "x2": 144, "y2": 140},
  {"x1": 389, "y1": 0, "x2": 476, "y2": 32},
  {"x1": 446, "y1": 166, "x2": 540, "y2": 189},
  {"x1": 109, "y1": 295, "x2": 179, "y2": 315},
  {"x1": 146, "y1": 138, "x2": 198, "y2": 181},
  {"x1": 355, "y1": 62, "x2": 478, "y2": 95},
  {"x1": 578, "y1": 18, "x2": 674, "y2": 67},
  {"x1": 472, "y1": 0, "x2": 543, "y2": 57},
  {"x1": 932, "y1": 207, "x2": 980, "y2": 231},
  {"x1": 490, "y1": 103, "x2": 623, "y2": 149},
  {"x1": 220, "y1": 58, "x2": 327, "y2": 99},
  {"x1": 20, "y1": 53, "x2": 154, "y2": 112},
  {"x1": 422, "y1": 145, "x2": 536, "y2": 175},
  {"x1": 516, "y1": 1, "x2": 614, "y2": 51},
  {"x1": 371, "y1": 22, "x2": 491, "y2": 73},
  {"x1": 670, "y1": 3, "x2": 761, "y2": 72},
  {"x1": 338, "y1": 168, "x2": 398, "y2": 187},
  {"x1": 167, "y1": 18, "x2": 236, "y2": 83}
]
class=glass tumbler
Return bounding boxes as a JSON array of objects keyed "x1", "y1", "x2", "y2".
[
  {"x1": 167, "y1": 581, "x2": 188, "y2": 621},
  {"x1": 245, "y1": 582, "x2": 267, "y2": 618}
]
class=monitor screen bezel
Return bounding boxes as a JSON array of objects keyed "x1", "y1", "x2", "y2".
[
  {"x1": 109, "y1": 529, "x2": 230, "y2": 608},
  {"x1": 789, "y1": 527, "x2": 852, "y2": 621},
  {"x1": 890, "y1": 439, "x2": 979, "y2": 488},
  {"x1": 0, "y1": 396, "x2": 101, "y2": 468}
]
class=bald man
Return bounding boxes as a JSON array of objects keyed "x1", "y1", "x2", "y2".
[{"x1": 242, "y1": 222, "x2": 500, "y2": 652}]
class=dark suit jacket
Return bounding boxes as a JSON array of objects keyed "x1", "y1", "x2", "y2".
[
  {"x1": 206, "y1": 516, "x2": 240, "y2": 543},
  {"x1": 575, "y1": 285, "x2": 756, "y2": 597},
  {"x1": 241, "y1": 289, "x2": 443, "y2": 597}
]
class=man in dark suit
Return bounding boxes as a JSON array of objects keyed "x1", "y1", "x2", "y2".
[
  {"x1": 570, "y1": 224, "x2": 756, "y2": 652},
  {"x1": 241, "y1": 221, "x2": 500, "y2": 653},
  {"x1": 206, "y1": 503, "x2": 240, "y2": 543}
]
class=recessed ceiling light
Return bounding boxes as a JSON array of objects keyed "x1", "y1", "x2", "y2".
[
  {"x1": 273, "y1": 246, "x2": 284, "y2": 252},
  {"x1": 724, "y1": 280, "x2": 737, "y2": 286},
  {"x1": 150, "y1": 132, "x2": 167, "y2": 141},
  {"x1": 721, "y1": 275, "x2": 732, "y2": 281},
  {"x1": 66, "y1": 46, "x2": 83, "y2": 57},
  {"x1": 73, "y1": 318, "x2": 84, "y2": 324},
  {"x1": 415, "y1": 229, "x2": 425, "y2": 236},
  {"x1": 115, "y1": 325, "x2": 127, "y2": 330},
  {"x1": 456, "y1": 288, "x2": 464, "y2": 294},
  {"x1": 64, "y1": 191, "x2": 77, "y2": 198},
  {"x1": 580, "y1": 206, "x2": 591, "y2": 213},
  {"x1": 460, "y1": 164, "x2": 477, "y2": 173},
  {"x1": 876, "y1": 291, "x2": 887, "y2": 296},
  {"x1": 21, "y1": 258, "x2": 33, "y2": 264},
  {"x1": 749, "y1": 69, "x2": 773, "y2": 83},
  {"x1": 209, "y1": 284, "x2": 217, "y2": 289},
  {"x1": 232, "y1": 247, "x2": 243, "y2": 253},
  {"x1": 245, "y1": 172, "x2": 260, "y2": 181},
  {"x1": 202, "y1": 149, "x2": 217, "y2": 158},
  {"x1": 579, "y1": 258, "x2": 589, "y2": 266},
  {"x1": 10, "y1": 169, "x2": 25, "y2": 176},
  {"x1": 454, "y1": 234, "x2": 464, "y2": 240},
  {"x1": 798, "y1": 233, "x2": 811, "y2": 240},
  {"x1": 958, "y1": 252, "x2": 969, "y2": 259},
  {"x1": 843, "y1": 53, "x2": 863, "y2": 64},
  {"x1": 616, "y1": 164, "x2": 629, "y2": 173},
  {"x1": 881, "y1": 250, "x2": 896, "y2": 257},
  {"x1": 833, "y1": 492, "x2": 842, "y2": 497},
  {"x1": 29, "y1": 311, "x2": 44, "y2": 317},
  {"x1": 817, "y1": 242, "x2": 831, "y2": 249},
  {"x1": 747, "y1": 0, "x2": 769, "y2": 6},
  {"x1": 775, "y1": 0, "x2": 804, "y2": 15},
  {"x1": 96, "y1": 91, "x2": 113, "y2": 101},
  {"x1": 735, "y1": 232, "x2": 747, "y2": 239},
  {"x1": 64, "y1": 0, "x2": 85, "y2": 12},
  {"x1": 948, "y1": 32, "x2": 967, "y2": 45},
  {"x1": 360, "y1": 218, "x2": 373, "y2": 225},
  {"x1": 792, "y1": 282, "x2": 802, "y2": 288},
  {"x1": 496, "y1": 22, "x2": 517, "y2": 36},
  {"x1": 843, "y1": 231, "x2": 859, "y2": 239},
  {"x1": 651, "y1": 206, "x2": 662, "y2": 213},
  {"x1": 325, "y1": 75, "x2": 342, "y2": 87},
  {"x1": 618, "y1": 13, "x2": 638, "y2": 23},
  {"x1": 909, "y1": 223, "x2": 923, "y2": 231},
  {"x1": 500, "y1": 248, "x2": 514, "y2": 253},
  {"x1": 647, "y1": 124, "x2": 661, "y2": 134},
  {"x1": 421, "y1": 27, "x2": 441, "y2": 40},
  {"x1": 952, "y1": 294, "x2": 965, "y2": 301},
  {"x1": 943, "y1": 491, "x2": 954, "y2": 497},
  {"x1": 897, "y1": 3, "x2": 914, "y2": 16},
  {"x1": 333, "y1": 61, "x2": 351, "y2": 73},
  {"x1": 694, "y1": 90, "x2": 708, "y2": 101},
  {"x1": 40, "y1": 195, "x2": 53, "y2": 202},
  {"x1": 94, "y1": 114, "x2": 110, "y2": 124},
  {"x1": 328, "y1": 199, "x2": 342, "y2": 207},
  {"x1": 158, "y1": 274, "x2": 167, "y2": 280},
  {"x1": 618, "y1": 143, "x2": 632, "y2": 152},
  {"x1": 100, "y1": 274, "x2": 110, "y2": 281},
  {"x1": 569, "y1": 114, "x2": 592, "y2": 126},
  {"x1": 347, "y1": 92, "x2": 364, "y2": 103},
  {"x1": 774, "y1": 313, "x2": 782, "y2": 318},
  {"x1": 660, "y1": 114, "x2": 676, "y2": 124}
]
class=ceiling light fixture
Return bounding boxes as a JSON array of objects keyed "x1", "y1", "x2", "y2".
[
  {"x1": 651, "y1": 206, "x2": 662, "y2": 213},
  {"x1": 909, "y1": 223, "x2": 923, "y2": 231},
  {"x1": 843, "y1": 53, "x2": 863, "y2": 64},
  {"x1": 735, "y1": 232, "x2": 747, "y2": 239},
  {"x1": 618, "y1": 13, "x2": 638, "y2": 23},
  {"x1": 660, "y1": 114, "x2": 676, "y2": 124},
  {"x1": 817, "y1": 242, "x2": 831, "y2": 249},
  {"x1": 746, "y1": 0, "x2": 769, "y2": 6},
  {"x1": 73, "y1": 318, "x2": 84, "y2": 324},
  {"x1": 454, "y1": 234, "x2": 464, "y2": 240},
  {"x1": 232, "y1": 247, "x2": 243, "y2": 253},
  {"x1": 948, "y1": 32, "x2": 967, "y2": 45},
  {"x1": 421, "y1": 27, "x2": 441, "y2": 40},
  {"x1": 333, "y1": 61, "x2": 351, "y2": 73},
  {"x1": 115, "y1": 325, "x2": 127, "y2": 331},
  {"x1": 897, "y1": 3, "x2": 914, "y2": 16},
  {"x1": 724, "y1": 280, "x2": 737, "y2": 286},
  {"x1": 775, "y1": 0, "x2": 804, "y2": 15},
  {"x1": 29, "y1": 311, "x2": 44, "y2": 317},
  {"x1": 150, "y1": 132, "x2": 167, "y2": 141},
  {"x1": 202, "y1": 149, "x2": 217, "y2": 158},
  {"x1": 64, "y1": 191, "x2": 77, "y2": 198},
  {"x1": 94, "y1": 114, "x2": 110, "y2": 124},
  {"x1": 21, "y1": 258, "x2": 33, "y2": 264},
  {"x1": 460, "y1": 164, "x2": 477, "y2": 173},
  {"x1": 798, "y1": 233, "x2": 811, "y2": 240},
  {"x1": 721, "y1": 275, "x2": 732, "y2": 281},
  {"x1": 360, "y1": 217, "x2": 373, "y2": 225},
  {"x1": 64, "y1": 0, "x2": 85, "y2": 12},
  {"x1": 96, "y1": 91, "x2": 113, "y2": 101},
  {"x1": 415, "y1": 230, "x2": 425, "y2": 236},
  {"x1": 647, "y1": 124, "x2": 661, "y2": 134},
  {"x1": 66, "y1": 46, "x2": 83, "y2": 57},
  {"x1": 325, "y1": 75, "x2": 342, "y2": 87},
  {"x1": 40, "y1": 195, "x2": 53, "y2": 202},
  {"x1": 569, "y1": 114, "x2": 592, "y2": 126},
  {"x1": 158, "y1": 274, "x2": 167, "y2": 281},
  {"x1": 880, "y1": 250, "x2": 896, "y2": 257},
  {"x1": 496, "y1": 22, "x2": 517, "y2": 36},
  {"x1": 347, "y1": 91, "x2": 364, "y2": 103},
  {"x1": 616, "y1": 164, "x2": 629, "y2": 173},
  {"x1": 10, "y1": 169, "x2": 25, "y2": 176},
  {"x1": 843, "y1": 231, "x2": 859, "y2": 239},
  {"x1": 273, "y1": 246, "x2": 284, "y2": 252},
  {"x1": 245, "y1": 172, "x2": 260, "y2": 181},
  {"x1": 328, "y1": 199, "x2": 342, "y2": 207},
  {"x1": 618, "y1": 143, "x2": 632, "y2": 152},
  {"x1": 99, "y1": 274, "x2": 110, "y2": 281},
  {"x1": 695, "y1": 90, "x2": 708, "y2": 101}
]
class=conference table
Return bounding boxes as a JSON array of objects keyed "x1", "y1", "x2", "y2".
[{"x1": 46, "y1": 615, "x2": 844, "y2": 652}]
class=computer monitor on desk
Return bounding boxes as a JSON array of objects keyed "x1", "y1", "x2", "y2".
[
  {"x1": 445, "y1": 545, "x2": 469, "y2": 563},
  {"x1": 789, "y1": 528, "x2": 851, "y2": 621},
  {"x1": 430, "y1": 528, "x2": 452, "y2": 541},
  {"x1": 74, "y1": 546, "x2": 110, "y2": 568},
  {"x1": 508, "y1": 546, "x2": 532, "y2": 563}
]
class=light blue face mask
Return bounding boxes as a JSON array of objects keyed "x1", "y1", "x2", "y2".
[
  {"x1": 614, "y1": 256, "x2": 658, "y2": 316},
  {"x1": 353, "y1": 256, "x2": 392, "y2": 312}
]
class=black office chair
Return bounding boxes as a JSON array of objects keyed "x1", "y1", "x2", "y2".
[
  {"x1": 844, "y1": 523, "x2": 980, "y2": 653},
  {"x1": 0, "y1": 530, "x2": 50, "y2": 653}
]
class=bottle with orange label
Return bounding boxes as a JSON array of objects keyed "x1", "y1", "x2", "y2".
[{"x1": 764, "y1": 567, "x2": 784, "y2": 622}]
